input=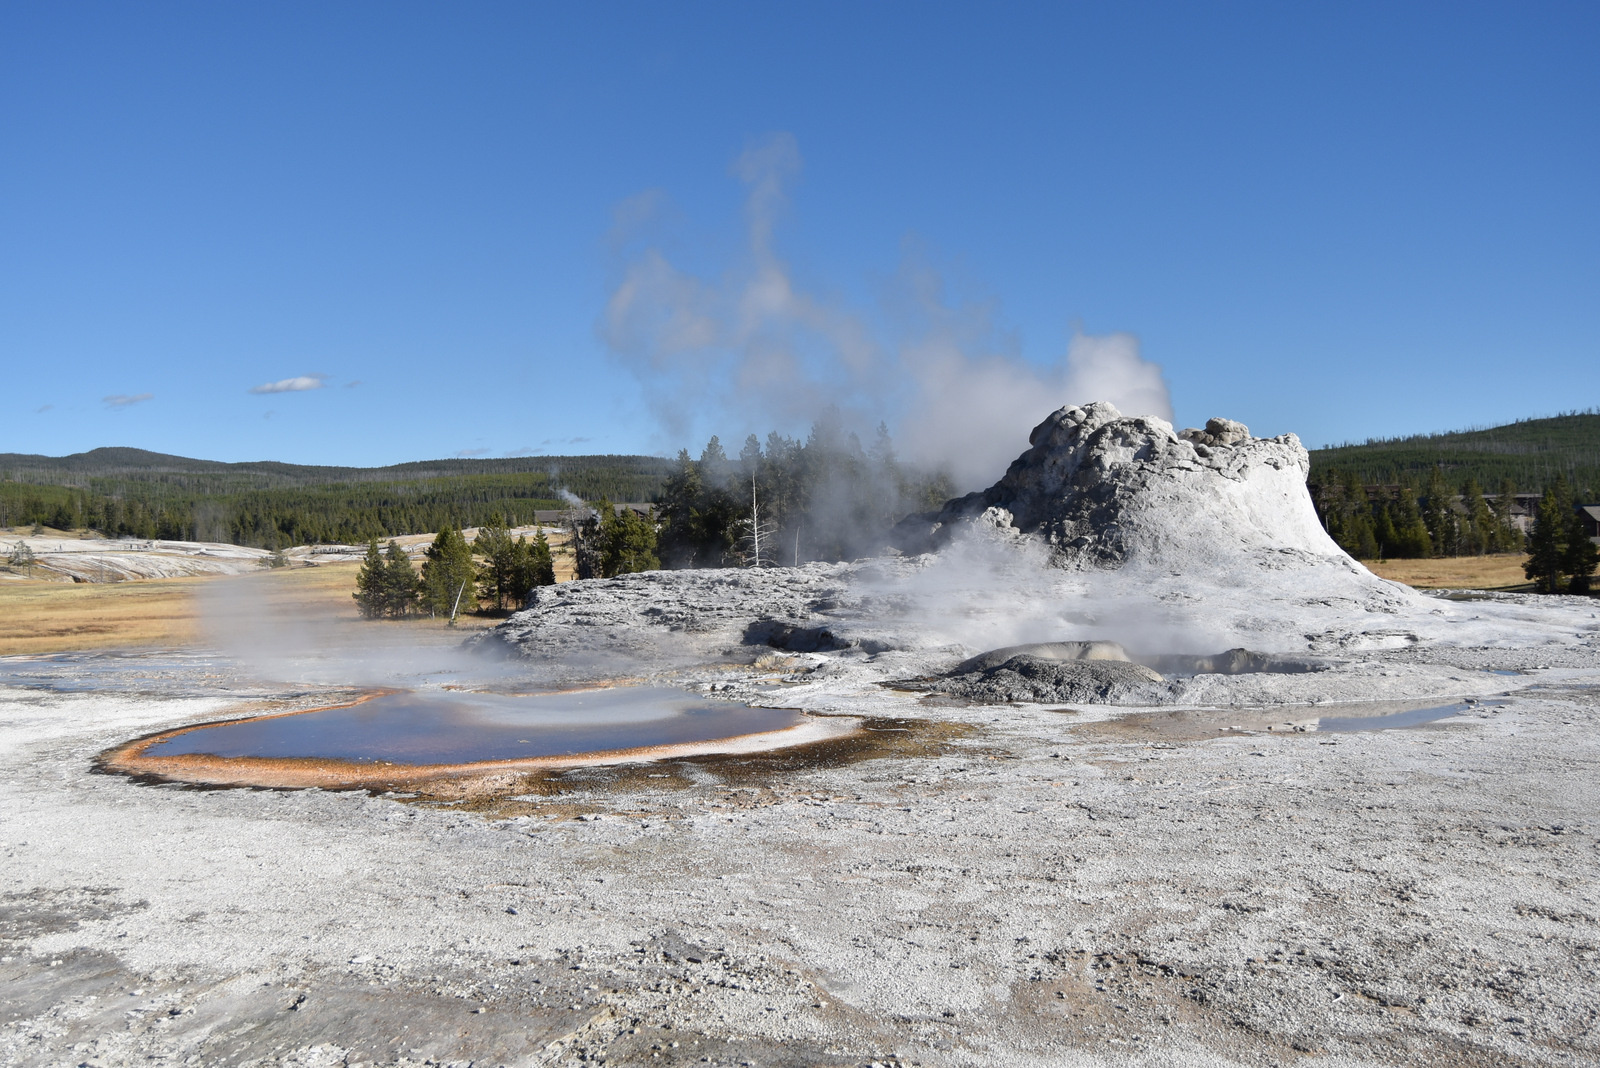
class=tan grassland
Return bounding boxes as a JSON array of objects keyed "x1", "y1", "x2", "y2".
[
  {"x1": 1362, "y1": 552, "x2": 1533, "y2": 590},
  {"x1": 0, "y1": 575, "x2": 211, "y2": 654},
  {"x1": 0, "y1": 560, "x2": 499, "y2": 656},
  {"x1": 0, "y1": 539, "x2": 1539, "y2": 656},
  {"x1": 0, "y1": 525, "x2": 92, "y2": 539}
]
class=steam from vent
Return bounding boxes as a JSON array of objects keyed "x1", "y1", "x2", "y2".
[
  {"x1": 859, "y1": 529, "x2": 1239, "y2": 656},
  {"x1": 553, "y1": 487, "x2": 594, "y2": 520},
  {"x1": 602, "y1": 133, "x2": 1173, "y2": 489},
  {"x1": 893, "y1": 328, "x2": 1173, "y2": 490}
]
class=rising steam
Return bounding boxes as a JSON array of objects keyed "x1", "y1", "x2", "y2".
[{"x1": 602, "y1": 133, "x2": 1173, "y2": 489}]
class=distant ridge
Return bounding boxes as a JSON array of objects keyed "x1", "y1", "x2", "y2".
[
  {"x1": 1309, "y1": 411, "x2": 1600, "y2": 496},
  {"x1": 0, "y1": 447, "x2": 675, "y2": 489}
]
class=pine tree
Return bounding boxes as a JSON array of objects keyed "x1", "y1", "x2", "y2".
[
  {"x1": 1460, "y1": 478, "x2": 1494, "y2": 556},
  {"x1": 1524, "y1": 487, "x2": 1567, "y2": 593},
  {"x1": 695, "y1": 436, "x2": 743, "y2": 566},
  {"x1": 765, "y1": 430, "x2": 800, "y2": 524},
  {"x1": 7, "y1": 540, "x2": 38, "y2": 576},
  {"x1": 1492, "y1": 479, "x2": 1522, "y2": 553},
  {"x1": 527, "y1": 530, "x2": 556, "y2": 588},
  {"x1": 1320, "y1": 469, "x2": 1370, "y2": 557},
  {"x1": 1563, "y1": 501, "x2": 1598, "y2": 595},
  {"x1": 1387, "y1": 482, "x2": 1432, "y2": 558},
  {"x1": 738, "y1": 434, "x2": 764, "y2": 484},
  {"x1": 654, "y1": 444, "x2": 744, "y2": 569},
  {"x1": 421, "y1": 526, "x2": 477, "y2": 621},
  {"x1": 381, "y1": 541, "x2": 419, "y2": 617},
  {"x1": 473, "y1": 514, "x2": 518, "y2": 610},
  {"x1": 599, "y1": 500, "x2": 660, "y2": 576},
  {"x1": 500, "y1": 531, "x2": 555, "y2": 609},
  {"x1": 699, "y1": 436, "x2": 729, "y2": 482},
  {"x1": 867, "y1": 421, "x2": 905, "y2": 529},
  {"x1": 1340, "y1": 471, "x2": 1379, "y2": 558},
  {"x1": 501, "y1": 536, "x2": 533, "y2": 608},
  {"x1": 656, "y1": 450, "x2": 704, "y2": 567},
  {"x1": 696, "y1": 483, "x2": 743, "y2": 566},
  {"x1": 353, "y1": 538, "x2": 384, "y2": 618},
  {"x1": 1421, "y1": 466, "x2": 1459, "y2": 557}
]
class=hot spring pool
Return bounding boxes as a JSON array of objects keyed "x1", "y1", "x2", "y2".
[{"x1": 104, "y1": 687, "x2": 827, "y2": 788}]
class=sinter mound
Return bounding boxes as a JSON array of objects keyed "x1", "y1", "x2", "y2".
[
  {"x1": 893, "y1": 400, "x2": 1365, "y2": 573},
  {"x1": 929, "y1": 654, "x2": 1166, "y2": 705},
  {"x1": 916, "y1": 641, "x2": 1166, "y2": 704}
]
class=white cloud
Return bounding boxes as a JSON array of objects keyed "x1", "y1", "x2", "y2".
[
  {"x1": 249, "y1": 374, "x2": 327, "y2": 395},
  {"x1": 103, "y1": 393, "x2": 154, "y2": 409}
]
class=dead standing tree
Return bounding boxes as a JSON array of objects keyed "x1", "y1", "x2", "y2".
[
  {"x1": 738, "y1": 472, "x2": 779, "y2": 568},
  {"x1": 564, "y1": 499, "x2": 602, "y2": 580}
]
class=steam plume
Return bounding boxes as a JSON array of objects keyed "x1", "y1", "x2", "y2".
[{"x1": 602, "y1": 134, "x2": 1173, "y2": 489}]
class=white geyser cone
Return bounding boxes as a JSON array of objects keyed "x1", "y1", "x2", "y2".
[{"x1": 896, "y1": 401, "x2": 1400, "y2": 591}]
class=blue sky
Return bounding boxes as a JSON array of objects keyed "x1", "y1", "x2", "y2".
[{"x1": 2, "y1": 2, "x2": 1596, "y2": 481}]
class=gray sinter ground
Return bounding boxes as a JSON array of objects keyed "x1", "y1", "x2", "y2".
[{"x1": 3, "y1": 403, "x2": 1599, "y2": 1068}]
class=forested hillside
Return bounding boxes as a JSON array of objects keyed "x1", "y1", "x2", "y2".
[
  {"x1": 0, "y1": 449, "x2": 674, "y2": 547},
  {"x1": 1309, "y1": 411, "x2": 1600, "y2": 500}
]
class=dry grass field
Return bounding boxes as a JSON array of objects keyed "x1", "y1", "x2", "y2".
[
  {"x1": 0, "y1": 524, "x2": 84, "y2": 539},
  {"x1": 1362, "y1": 553, "x2": 1534, "y2": 590},
  {"x1": 0, "y1": 575, "x2": 213, "y2": 654},
  {"x1": 0, "y1": 561, "x2": 500, "y2": 657},
  {"x1": 0, "y1": 539, "x2": 1543, "y2": 657}
]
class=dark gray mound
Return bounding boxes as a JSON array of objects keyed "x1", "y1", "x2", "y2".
[
  {"x1": 924, "y1": 654, "x2": 1167, "y2": 705},
  {"x1": 942, "y1": 641, "x2": 1324, "y2": 683},
  {"x1": 895, "y1": 641, "x2": 1324, "y2": 704},
  {"x1": 1138, "y1": 648, "x2": 1326, "y2": 676},
  {"x1": 743, "y1": 619, "x2": 852, "y2": 653}
]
